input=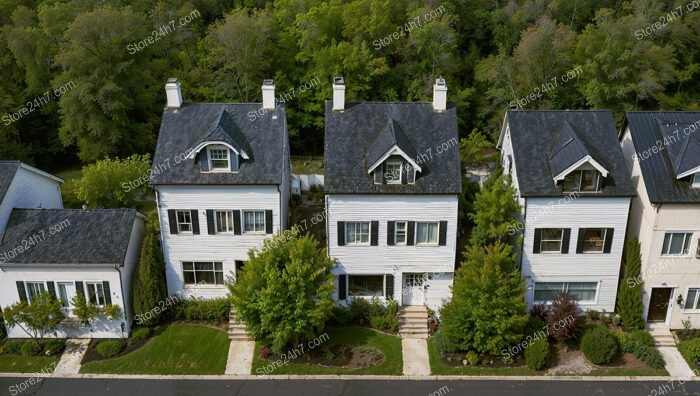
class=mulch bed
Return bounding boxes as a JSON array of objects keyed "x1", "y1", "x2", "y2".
[
  {"x1": 81, "y1": 337, "x2": 149, "y2": 365},
  {"x1": 261, "y1": 343, "x2": 384, "y2": 369},
  {"x1": 439, "y1": 351, "x2": 527, "y2": 369}
]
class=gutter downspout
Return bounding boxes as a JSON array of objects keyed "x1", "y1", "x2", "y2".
[{"x1": 115, "y1": 264, "x2": 127, "y2": 338}]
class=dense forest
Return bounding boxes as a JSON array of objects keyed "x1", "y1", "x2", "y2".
[{"x1": 0, "y1": 0, "x2": 698, "y2": 171}]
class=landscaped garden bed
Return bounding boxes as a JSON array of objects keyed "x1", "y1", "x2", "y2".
[
  {"x1": 251, "y1": 327, "x2": 402, "y2": 375},
  {"x1": 0, "y1": 339, "x2": 63, "y2": 373},
  {"x1": 427, "y1": 338, "x2": 541, "y2": 375},
  {"x1": 80, "y1": 324, "x2": 229, "y2": 374}
]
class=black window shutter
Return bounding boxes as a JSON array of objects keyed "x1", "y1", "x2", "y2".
[
  {"x1": 385, "y1": 275, "x2": 394, "y2": 299},
  {"x1": 206, "y1": 210, "x2": 215, "y2": 235},
  {"x1": 16, "y1": 281, "x2": 27, "y2": 303},
  {"x1": 102, "y1": 281, "x2": 112, "y2": 305},
  {"x1": 337, "y1": 221, "x2": 345, "y2": 246},
  {"x1": 191, "y1": 210, "x2": 200, "y2": 234},
  {"x1": 604, "y1": 228, "x2": 615, "y2": 253},
  {"x1": 373, "y1": 164, "x2": 384, "y2": 184},
  {"x1": 265, "y1": 210, "x2": 273, "y2": 234},
  {"x1": 387, "y1": 221, "x2": 395, "y2": 246},
  {"x1": 371, "y1": 221, "x2": 379, "y2": 246},
  {"x1": 200, "y1": 149, "x2": 210, "y2": 172},
  {"x1": 338, "y1": 275, "x2": 347, "y2": 300},
  {"x1": 407, "y1": 221, "x2": 415, "y2": 246},
  {"x1": 75, "y1": 281, "x2": 84, "y2": 297},
  {"x1": 231, "y1": 152, "x2": 239, "y2": 171},
  {"x1": 561, "y1": 228, "x2": 571, "y2": 253},
  {"x1": 407, "y1": 168, "x2": 416, "y2": 184},
  {"x1": 439, "y1": 221, "x2": 448, "y2": 246},
  {"x1": 46, "y1": 281, "x2": 57, "y2": 299},
  {"x1": 401, "y1": 164, "x2": 407, "y2": 184},
  {"x1": 233, "y1": 210, "x2": 242, "y2": 235},
  {"x1": 168, "y1": 210, "x2": 178, "y2": 234},
  {"x1": 533, "y1": 229, "x2": 542, "y2": 253},
  {"x1": 576, "y1": 228, "x2": 587, "y2": 253}
]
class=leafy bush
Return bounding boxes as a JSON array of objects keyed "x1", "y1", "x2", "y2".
[
  {"x1": 585, "y1": 309, "x2": 601, "y2": 322},
  {"x1": 434, "y1": 328, "x2": 463, "y2": 355},
  {"x1": 580, "y1": 326, "x2": 619, "y2": 364},
  {"x1": 633, "y1": 344, "x2": 665, "y2": 369},
  {"x1": 1, "y1": 339, "x2": 26, "y2": 354},
  {"x1": 465, "y1": 350, "x2": 479, "y2": 365},
  {"x1": 524, "y1": 337, "x2": 550, "y2": 370},
  {"x1": 329, "y1": 306, "x2": 351, "y2": 326},
  {"x1": 530, "y1": 303, "x2": 549, "y2": 322},
  {"x1": 524, "y1": 315, "x2": 546, "y2": 337},
  {"x1": 614, "y1": 330, "x2": 664, "y2": 368},
  {"x1": 347, "y1": 298, "x2": 371, "y2": 324},
  {"x1": 20, "y1": 341, "x2": 40, "y2": 357},
  {"x1": 96, "y1": 340, "x2": 124, "y2": 358},
  {"x1": 630, "y1": 330, "x2": 654, "y2": 347},
  {"x1": 368, "y1": 300, "x2": 399, "y2": 332},
  {"x1": 675, "y1": 329, "x2": 700, "y2": 341},
  {"x1": 547, "y1": 292, "x2": 584, "y2": 345},
  {"x1": 44, "y1": 339, "x2": 66, "y2": 355},
  {"x1": 330, "y1": 299, "x2": 398, "y2": 331},
  {"x1": 614, "y1": 332, "x2": 634, "y2": 353},
  {"x1": 169, "y1": 298, "x2": 230, "y2": 322},
  {"x1": 678, "y1": 338, "x2": 700, "y2": 365},
  {"x1": 131, "y1": 327, "x2": 151, "y2": 340}
]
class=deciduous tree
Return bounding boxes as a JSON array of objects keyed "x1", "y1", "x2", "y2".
[{"x1": 3, "y1": 292, "x2": 65, "y2": 347}]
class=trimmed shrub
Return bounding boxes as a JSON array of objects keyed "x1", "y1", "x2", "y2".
[
  {"x1": 20, "y1": 341, "x2": 40, "y2": 357},
  {"x1": 524, "y1": 337, "x2": 550, "y2": 370},
  {"x1": 1, "y1": 339, "x2": 26, "y2": 354},
  {"x1": 44, "y1": 339, "x2": 66, "y2": 355},
  {"x1": 368, "y1": 300, "x2": 399, "y2": 332},
  {"x1": 632, "y1": 344, "x2": 665, "y2": 369},
  {"x1": 131, "y1": 327, "x2": 151, "y2": 340},
  {"x1": 465, "y1": 350, "x2": 479, "y2": 365},
  {"x1": 169, "y1": 298, "x2": 230, "y2": 322},
  {"x1": 580, "y1": 326, "x2": 619, "y2": 364},
  {"x1": 675, "y1": 329, "x2": 700, "y2": 342},
  {"x1": 678, "y1": 338, "x2": 700, "y2": 366},
  {"x1": 347, "y1": 298, "x2": 371, "y2": 324},
  {"x1": 547, "y1": 292, "x2": 584, "y2": 345},
  {"x1": 433, "y1": 328, "x2": 463, "y2": 355},
  {"x1": 614, "y1": 332, "x2": 634, "y2": 353},
  {"x1": 96, "y1": 340, "x2": 124, "y2": 358},
  {"x1": 630, "y1": 330, "x2": 654, "y2": 347},
  {"x1": 524, "y1": 315, "x2": 546, "y2": 337}
]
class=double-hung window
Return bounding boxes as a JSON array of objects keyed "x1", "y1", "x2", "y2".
[
  {"x1": 25, "y1": 282, "x2": 45, "y2": 302},
  {"x1": 416, "y1": 222, "x2": 439, "y2": 245},
  {"x1": 395, "y1": 221, "x2": 407, "y2": 245},
  {"x1": 86, "y1": 282, "x2": 106, "y2": 306},
  {"x1": 582, "y1": 228, "x2": 606, "y2": 253},
  {"x1": 540, "y1": 228, "x2": 564, "y2": 252},
  {"x1": 209, "y1": 148, "x2": 230, "y2": 170},
  {"x1": 345, "y1": 222, "x2": 370, "y2": 245},
  {"x1": 348, "y1": 275, "x2": 384, "y2": 297},
  {"x1": 534, "y1": 282, "x2": 597, "y2": 303},
  {"x1": 685, "y1": 288, "x2": 700, "y2": 310},
  {"x1": 243, "y1": 210, "x2": 265, "y2": 233},
  {"x1": 215, "y1": 211, "x2": 235, "y2": 233},
  {"x1": 183, "y1": 262, "x2": 224, "y2": 285},
  {"x1": 563, "y1": 170, "x2": 599, "y2": 192},
  {"x1": 176, "y1": 210, "x2": 193, "y2": 233},
  {"x1": 385, "y1": 161, "x2": 402, "y2": 184},
  {"x1": 661, "y1": 232, "x2": 692, "y2": 255}
]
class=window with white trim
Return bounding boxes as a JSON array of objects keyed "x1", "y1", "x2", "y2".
[
  {"x1": 416, "y1": 222, "x2": 439, "y2": 245},
  {"x1": 385, "y1": 161, "x2": 402, "y2": 184},
  {"x1": 57, "y1": 282, "x2": 74, "y2": 308},
  {"x1": 183, "y1": 262, "x2": 224, "y2": 285},
  {"x1": 243, "y1": 210, "x2": 265, "y2": 233},
  {"x1": 583, "y1": 228, "x2": 606, "y2": 253},
  {"x1": 685, "y1": 288, "x2": 700, "y2": 310},
  {"x1": 661, "y1": 232, "x2": 692, "y2": 255},
  {"x1": 176, "y1": 210, "x2": 192, "y2": 233},
  {"x1": 540, "y1": 228, "x2": 564, "y2": 253},
  {"x1": 25, "y1": 282, "x2": 45, "y2": 303},
  {"x1": 86, "y1": 282, "x2": 106, "y2": 306},
  {"x1": 215, "y1": 211, "x2": 235, "y2": 233},
  {"x1": 534, "y1": 282, "x2": 597, "y2": 303},
  {"x1": 209, "y1": 148, "x2": 230, "y2": 170},
  {"x1": 345, "y1": 222, "x2": 370, "y2": 245},
  {"x1": 348, "y1": 275, "x2": 384, "y2": 297},
  {"x1": 563, "y1": 170, "x2": 599, "y2": 192},
  {"x1": 395, "y1": 221, "x2": 407, "y2": 245},
  {"x1": 693, "y1": 173, "x2": 700, "y2": 188}
]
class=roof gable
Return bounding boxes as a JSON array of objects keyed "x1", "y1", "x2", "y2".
[
  {"x1": 548, "y1": 121, "x2": 609, "y2": 182},
  {"x1": 367, "y1": 119, "x2": 421, "y2": 174}
]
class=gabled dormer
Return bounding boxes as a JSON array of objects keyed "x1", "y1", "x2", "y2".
[
  {"x1": 189, "y1": 110, "x2": 250, "y2": 173},
  {"x1": 548, "y1": 121, "x2": 609, "y2": 193},
  {"x1": 367, "y1": 119, "x2": 422, "y2": 185},
  {"x1": 655, "y1": 118, "x2": 700, "y2": 188}
]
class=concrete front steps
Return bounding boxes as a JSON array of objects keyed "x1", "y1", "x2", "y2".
[
  {"x1": 651, "y1": 329, "x2": 676, "y2": 347},
  {"x1": 228, "y1": 308, "x2": 252, "y2": 341},
  {"x1": 399, "y1": 306, "x2": 429, "y2": 339}
]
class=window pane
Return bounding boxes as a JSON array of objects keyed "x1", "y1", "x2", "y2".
[
  {"x1": 215, "y1": 272, "x2": 224, "y2": 285},
  {"x1": 244, "y1": 212, "x2": 254, "y2": 231},
  {"x1": 542, "y1": 229, "x2": 562, "y2": 240},
  {"x1": 427, "y1": 223, "x2": 438, "y2": 243},
  {"x1": 197, "y1": 271, "x2": 215, "y2": 284},
  {"x1": 215, "y1": 262, "x2": 223, "y2": 271},
  {"x1": 583, "y1": 229, "x2": 605, "y2": 252},
  {"x1": 567, "y1": 282, "x2": 597, "y2": 302},
  {"x1": 348, "y1": 275, "x2": 384, "y2": 297},
  {"x1": 416, "y1": 223, "x2": 426, "y2": 243},
  {"x1": 345, "y1": 223, "x2": 355, "y2": 244},
  {"x1": 255, "y1": 211, "x2": 265, "y2": 231},
  {"x1": 183, "y1": 271, "x2": 196, "y2": 284},
  {"x1": 662, "y1": 233, "x2": 671, "y2": 254},
  {"x1": 687, "y1": 289, "x2": 699, "y2": 310},
  {"x1": 581, "y1": 171, "x2": 598, "y2": 191},
  {"x1": 87, "y1": 284, "x2": 97, "y2": 304},
  {"x1": 683, "y1": 233, "x2": 692, "y2": 254},
  {"x1": 183, "y1": 262, "x2": 194, "y2": 271},
  {"x1": 562, "y1": 172, "x2": 581, "y2": 191},
  {"x1": 58, "y1": 283, "x2": 69, "y2": 307},
  {"x1": 395, "y1": 222, "x2": 406, "y2": 244},
  {"x1": 96, "y1": 284, "x2": 105, "y2": 305},
  {"x1": 534, "y1": 282, "x2": 563, "y2": 301},
  {"x1": 195, "y1": 262, "x2": 213, "y2": 271}
]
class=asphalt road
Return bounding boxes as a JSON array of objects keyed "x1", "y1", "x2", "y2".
[{"x1": 2, "y1": 378, "x2": 700, "y2": 396}]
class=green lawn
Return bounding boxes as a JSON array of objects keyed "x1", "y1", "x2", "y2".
[
  {"x1": 251, "y1": 327, "x2": 402, "y2": 375},
  {"x1": 291, "y1": 157, "x2": 323, "y2": 174},
  {"x1": 427, "y1": 338, "x2": 542, "y2": 376},
  {"x1": 80, "y1": 324, "x2": 229, "y2": 375},
  {"x1": 0, "y1": 355, "x2": 60, "y2": 373},
  {"x1": 587, "y1": 367, "x2": 668, "y2": 376}
]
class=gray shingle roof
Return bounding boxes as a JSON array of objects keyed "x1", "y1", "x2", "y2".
[
  {"x1": 0, "y1": 209, "x2": 140, "y2": 265},
  {"x1": 548, "y1": 120, "x2": 598, "y2": 179},
  {"x1": 150, "y1": 103, "x2": 287, "y2": 186},
  {"x1": 505, "y1": 110, "x2": 635, "y2": 198},
  {"x1": 623, "y1": 111, "x2": 700, "y2": 203},
  {"x1": 324, "y1": 101, "x2": 461, "y2": 194},
  {"x1": 0, "y1": 161, "x2": 20, "y2": 204}
]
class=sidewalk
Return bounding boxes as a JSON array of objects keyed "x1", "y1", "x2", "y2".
[
  {"x1": 225, "y1": 340, "x2": 256, "y2": 375},
  {"x1": 53, "y1": 339, "x2": 90, "y2": 375},
  {"x1": 650, "y1": 326, "x2": 696, "y2": 378},
  {"x1": 402, "y1": 338, "x2": 430, "y2": 376}
]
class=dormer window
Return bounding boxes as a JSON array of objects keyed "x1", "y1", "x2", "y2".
[
  {"x1": 563, "y1": 170, "x2": 600, "y2": 192},
  {"x1": 209, "y1": 148, "x2": 230, "y2": 171},
  {"x1": 385, "y1": 160, "x2": 402, "y2": 184},
  {"x1": 693, "y1": 173, "x2": 700, "y2": 188}
]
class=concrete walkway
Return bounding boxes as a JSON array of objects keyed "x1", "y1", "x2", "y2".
[
  {"x1": 401, "y1": 338, "x2": 430, "y2": 376},
  {"x1": 649, "y1": 326, "x2": 696, "y2": 378},
  {"x1": 53, "y1": 339, "x2": 90, "y2": 375},
  {"x1": 225, "y1": 340, "x2": 256, "y2": 375}
]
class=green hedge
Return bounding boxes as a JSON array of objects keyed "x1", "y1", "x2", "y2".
[
  {"x1": 580, "y1": 326, "x2": 619, "y2": 364},
  {"x1": 131, "y1": 327, "x2": 152, "y2": 340},
  {"x1": 524, "y1": 337, "x2": 550, "y2": 370},
  {"x1": 44, "y1": 339, "x2": 66, "y2": 356},
  {"x1": 169, "y1": 297, "x2": 230, "y2": 322},
  {"x1": 614, "y1": 330, "x2": 664, "y2": 368},
  {"x1": 97, "y1": 340, "x2": 124, "y2": 358},
  {"x1": 678, "y1": 338, "x2": 700, "y2": 366},
  {"x1": 329, "y1": 299, "x2": 399, "y2": 332},
  {"x1": 1, "y1": 339, "x2": 26, "y2": 354}
]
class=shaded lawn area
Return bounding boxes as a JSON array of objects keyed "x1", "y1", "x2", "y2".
[
  {"x1": 427, "y1": 338, "x2": 542, "y2": 376},
  {"x1": 80, "y1": 324, "x2": 229, "y2": 375},
  {"x1": 0, "y1": 355, "x2": 59, "y2": 373},
  {"x1": 251, "y1": 327, "x2": 402, "y2": 375},
  {"x1": 587, "y1": 367, "x2": 668, "y2": 376}
]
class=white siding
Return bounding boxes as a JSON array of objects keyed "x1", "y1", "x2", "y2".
[
  {"x1": 0, "y1": 166, "x2": 63, "y2": 233},
  {"x1": 521, "y1": 197, "x2": 631, "y2": 311},
  {"x1": 156, "y1": 185, "x2": 282, "y2": 299},
  {"x1": 327, "y1": 194, "x2": 458, "y2": 311}
]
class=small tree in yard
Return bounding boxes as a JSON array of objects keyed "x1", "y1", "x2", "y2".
[
  {"x1": 71, "y1": 292, "x2": 101, "y2": 325},
  {"x1": 468, "y1": 171, "x2": 521, "y2": 247},
  {"x1": 133, "y1": 220, "x2": 168, "y2": 325},
  {"x1": 74, "y1": 154, "x2": 152, "y2": 208},
  {"x1": 617, "y1": 238, "x2": 645, "y2": 330},
  {"x1": 229, "y1": 230, "x2": 336, "y2": 353},
  {"x1": 3, "y1": 292, "x2": 65, "y2": 347},
  {"x1": 547, "y1": 291, "x2": 585, "y2": 345},
  {"x1": 437, "y1": 243, "x2": 529, "y2": 356}
]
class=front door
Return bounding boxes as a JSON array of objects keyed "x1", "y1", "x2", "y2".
[
  {"x1": 648, "y1": 288, "x2": 673, "y2": 322},
  {"x1": 57, "y1": 282, "x2": 76, "y2": 314},
  {"x1": 403, "y1": 273, "x2": 425, "y2": 306}
]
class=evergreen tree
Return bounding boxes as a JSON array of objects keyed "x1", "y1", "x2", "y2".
[
  {"x1": 617, "y1": 237, "x2": 645, "y2": 330},
  {"x1": 133, "y1": 221, "x2": 167, "y2": 326},
  {"x1": 468, "y1": 171, "x2": 521, "y2": 247}
]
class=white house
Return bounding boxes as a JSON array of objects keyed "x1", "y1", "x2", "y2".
[
  {"x1": 0, "y1": 162, "x2": 145, "y2": 338},
  {"x1": 497, "y1": 111, "x2": 635, "y2": 312},
  {"x1": 150, "y1": 79, "x2": 291, "y2": 299},
  {"x1": 324, "y1": 77, "x2": 461, "y2": 312},
  {"x1": 619, "y1": 111, "x2": 700, "y2": 328}
]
